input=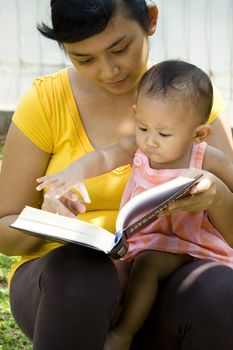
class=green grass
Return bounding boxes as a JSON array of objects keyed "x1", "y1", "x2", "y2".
[{"x1": 0, "y1": 254, "x2": 32, "y2": 350}]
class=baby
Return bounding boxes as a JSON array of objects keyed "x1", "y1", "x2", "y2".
[{"x1": 36, "y1": 60, "x2": 233, "y2": 350}]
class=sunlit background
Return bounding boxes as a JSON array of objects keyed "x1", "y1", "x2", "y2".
[{"x1": 0, "y1": 0, "x2": 232, "y2": 125}]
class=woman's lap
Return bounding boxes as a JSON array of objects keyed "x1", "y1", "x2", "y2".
[
  {"x1": 10, "y1": 244, "x2": 120, "y2": 350},
  {"x1": 10, "y1": 249, "x2": 233, "y2": 350},
  {"x1": 131, "y1": 259, "x2": 233, "y2": 350}
]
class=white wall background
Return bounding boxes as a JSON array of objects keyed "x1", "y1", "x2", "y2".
[{"x1": 0, "y1": 0, "x2": 233, "y2": 121}]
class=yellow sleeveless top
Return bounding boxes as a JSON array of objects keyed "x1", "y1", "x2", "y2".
[{"x1": 8, "y1": 68, "x2": 225, "y2": 283}]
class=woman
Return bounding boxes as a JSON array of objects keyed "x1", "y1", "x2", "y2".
[{"x1": 0, "y1": 1, "x2": 233, "y2": 349}]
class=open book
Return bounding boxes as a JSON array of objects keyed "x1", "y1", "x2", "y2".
[{"x1": 11, "y1": 174, "x2": 202, "y2": 259}]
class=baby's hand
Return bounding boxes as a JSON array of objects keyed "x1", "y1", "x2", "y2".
[{"x1": 36, "y1": 170, "x2": 90, "y2": 204}]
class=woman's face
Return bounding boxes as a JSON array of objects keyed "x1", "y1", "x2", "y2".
[{"x1": 64, "y1": 8, "x2": 157, "y2": 94}]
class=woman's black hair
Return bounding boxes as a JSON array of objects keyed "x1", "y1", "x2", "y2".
[
  {"x1": 138, "y1": 60, "x2": 213, "y2": 123},
  {"x1": 37, "y1": 0, "x2": 150, "y2": 44}
]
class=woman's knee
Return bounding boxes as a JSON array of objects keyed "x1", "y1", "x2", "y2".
[
  {"x1": 154, "y1": 260, "x2": 233, "y2": 349},
  {"x1": 131, "y1": 260, "x2": 233, "y2": 350}
]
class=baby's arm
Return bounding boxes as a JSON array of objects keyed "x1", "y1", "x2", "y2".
[{"x1": 36, "y1": 135, "x2": 136, "y2": 199}]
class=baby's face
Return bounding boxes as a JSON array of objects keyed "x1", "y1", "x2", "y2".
[{"x1": 134, "y1": 95, "x2": 200, "y2": 169}]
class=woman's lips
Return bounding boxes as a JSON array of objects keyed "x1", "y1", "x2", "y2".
[{"x1": 106, "y1": 77, "x2": 127, "y2": 87}]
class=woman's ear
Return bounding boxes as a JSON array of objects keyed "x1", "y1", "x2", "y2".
[
  {"x1": 132, "y1": 104, "x2": 137, "y2": 114},
  {"x1": 193, "y1": 125, "x2": 212, "y2": 144},
  {"x1": 147, "y1": 4, "x2": 158, "y2": 35}
]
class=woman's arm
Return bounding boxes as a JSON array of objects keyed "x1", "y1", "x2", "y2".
[
  {"x1": 0, "y1": 123, "x2": 50, "y2": 255},
  {"x1": 207, "y1": 109, "x2": 233, "y2": 162},
  {"x1": 206, "y1": 175, "x2": 233, "y2": 245}
]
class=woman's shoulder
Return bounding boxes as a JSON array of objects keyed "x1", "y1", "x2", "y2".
[
  {"x1": 11, "y1": 68, "x2": 70, "y2": 153},
  {"x1": 14, "y1": 68, "x2": 71, "y2": 119},
  {"x1": 31, "y1": 68, "x2": 69, "y2": 96}
]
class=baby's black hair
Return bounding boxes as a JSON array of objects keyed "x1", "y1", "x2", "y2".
[
  {"x1": 138, "y1": 60, "x2": 213, "y2": 122},
  {"x1": 37, "y1": 0, "x2": 151, "y2": 44}
]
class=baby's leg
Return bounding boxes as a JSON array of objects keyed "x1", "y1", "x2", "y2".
[
  {"x1": 105, "y1": 251, "x2": 191, "y2": 350},
  {"x1": 119, "y1": 251, "x2": 191, "y2": 332}
]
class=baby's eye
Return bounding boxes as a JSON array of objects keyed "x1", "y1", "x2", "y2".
[{"x1": 159, "y1": 132, "x2": 172, "y2": 137}]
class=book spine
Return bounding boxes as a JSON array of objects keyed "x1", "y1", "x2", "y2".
[{"x1": 108, "y1": 235, "x2": 129, "y2": 259}]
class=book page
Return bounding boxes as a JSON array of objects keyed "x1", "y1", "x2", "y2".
[
  {"x1": 116, "y1": 176, "x2": 197, "y2": 234},
  {"x1": 11, "y1": 206, "x2": 115, "y2": 253}
]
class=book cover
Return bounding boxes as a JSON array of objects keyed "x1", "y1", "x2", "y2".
[{"x1": 11, "y1": 174, "x2": 202, "y2": 259}]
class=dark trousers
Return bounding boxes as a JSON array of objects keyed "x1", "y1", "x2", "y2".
[{"x1": 10, "y1": 245, "x2": 233, "y2": 350}]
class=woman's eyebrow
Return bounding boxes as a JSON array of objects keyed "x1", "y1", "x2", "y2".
[
  {"x1": 68, "y1": 35, "x2": 127, "y2": 57},
  {"x1": 107, "y1": 35, "x2": 127, "y2": 49}
]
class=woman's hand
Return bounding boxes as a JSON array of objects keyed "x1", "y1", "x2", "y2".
[
  {"x1": 159, "y1": 169, "x2": 219, "y2": 215},
  {"x1": 41, "y1": 190, "x2": 87, "y2": 218},
  {"x1": 36, "y1": 172, "x2": 90, "y2": 204}
]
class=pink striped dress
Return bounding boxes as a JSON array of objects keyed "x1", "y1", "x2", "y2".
[{"x1": 120, "y1": 142, "x2": 233, "y2": 267}]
